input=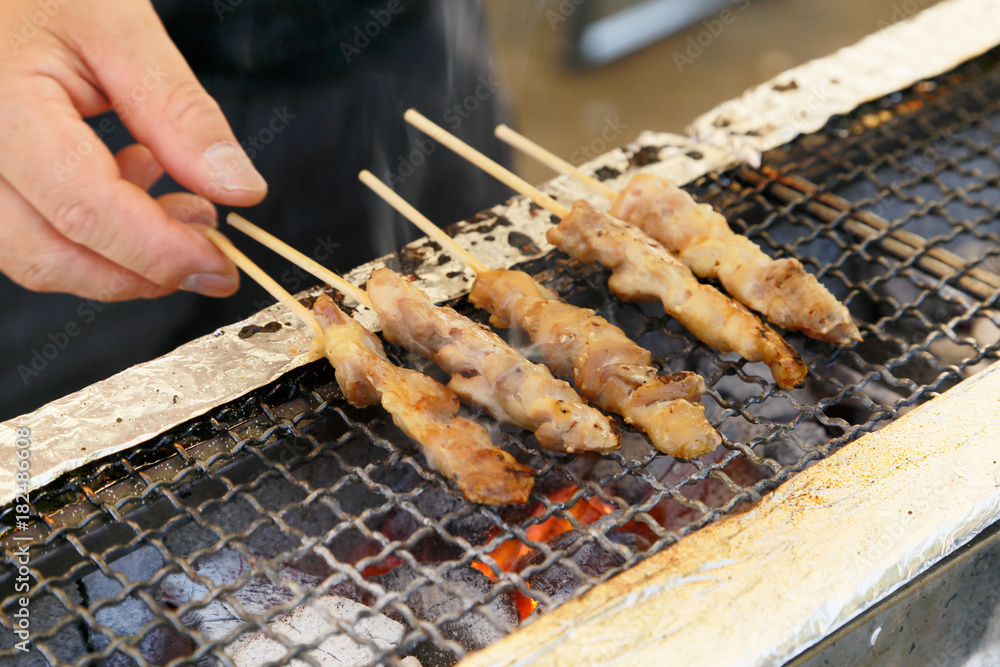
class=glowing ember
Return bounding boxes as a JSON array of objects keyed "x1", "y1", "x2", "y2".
[
  {"x1": 469, "y1": 561, "x2": 495, "y2": 580},
  {"x1": 360, "y1": 556, "x2": 404, "y2": 578},
  {"x1": 489, "y1": 487, "x2": 616, "y2": 573}
]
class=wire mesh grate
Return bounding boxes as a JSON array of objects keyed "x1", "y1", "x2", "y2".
[{"x1": 3, "y1": 46, "x2": 1000, "y2": 667}]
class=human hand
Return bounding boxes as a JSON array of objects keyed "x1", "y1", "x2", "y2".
[{"x1": 0, "y1": 0, "x2": 268, "y2": 300}]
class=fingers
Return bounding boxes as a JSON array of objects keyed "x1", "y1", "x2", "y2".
[
  {"x1": 0, "y1": 77, "x2": 240, "y2": 294},
  {"x1": 0, "y1": 170, "x2": 233, "y2": 300},
  {"x1": 114, "y1": 146, "x2": 218, "y2": 227},
  {"x1": 157, "y1": 192, "x2": 237, "y2": 297},
  {"x1": 115, "y1": 144, "x2": 164, "y2": 190},
  {"x1": 157, "y1": 192, "x2": 218, "y2": 228},
  {"x1": 77, "y1": 2, "x2": 267, "y2": 206},
  {"x1": 0, "y1": 1, "x2": 251, "y2": 300},
  {"x1": 0, "y1": 173, "x2": 169, "y2": 301}
]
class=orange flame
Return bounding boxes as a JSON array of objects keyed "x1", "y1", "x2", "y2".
[
  {"x1": 489, "y1": 487, "x2": 615, "y2": 574},
  {"x1": 480, "y1": 486, "x2": 614, "y2": 620}
]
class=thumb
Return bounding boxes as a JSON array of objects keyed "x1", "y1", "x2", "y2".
[{"x1": 81, "y1": 2, "x2": 267, "y2": 206}]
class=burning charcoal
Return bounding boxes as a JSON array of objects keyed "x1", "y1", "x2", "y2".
[
  {"x1": 81, "y1": 545, "x2": 194, "y2": 665},
  {"x1": 515, "y1": 530, "x2": 629, "y2": 612},
  {"x1": 411, "y1": 485, "x2": 465, "y2": 521},
  {"x1": 415, "y1": 487, "x2": 495, "y2": 547},
  {"x1": 280, "y1": 557, "x2": 373, "y2": 606},
  {"x1": 714, "y1": 372, "x2": 828, "y2": 463},
  {"x1": 157, "y1": 548, "x2": 398, "y2": 665},
  {"x1": 227, "y1": 595, "x2": 406, "y2": 667},
  {"x1": 160, "y1": 549, "x2": 373, "y2": 642},
  {"x1": 497, "y1": 501, "x2": 536, "y2": 527},
  {"x1": 370, "y1": 450, "x2": 429, "y2": 494},
  {"x1": 411, "y1": 640, "x2": 455, "y2": 667},
  {"x1": 327, "y1": 524, "x2": 384, "y2": 566},
  {"x1": 158, "y1": 550, "x2": 291, "y2": 642},
  {"x1": 608, "y1": 528, "x2": 652, "y2": 553},
  {"x1": 371, "y1": 564, "x2": 518, "y2": 651},
  {"x1": 377, "y1": 505, "x2": 422, "y2": 543},
  {"x1": 532, "y1": 467, "x2": 584, "y2": 499},
  {"x1": 373, "y1": 488, "x2": 498, "y2": 564}
]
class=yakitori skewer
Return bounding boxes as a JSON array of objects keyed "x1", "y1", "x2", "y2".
[
  {"x1": 493, "y1": 124, "x2": 861, "y2": 344},
  {"x1": 217, "y1": 220, "x2": 533, "y2": 505},
  {"x1": 359, "y1": 170, "x2": 720, "y2": 459},
  {"x1": 403, "y1": 109, "x2": 807, "y2": 389},
  {"x1": 226, "y1": 215, "x2": 618, "y2": 456}
]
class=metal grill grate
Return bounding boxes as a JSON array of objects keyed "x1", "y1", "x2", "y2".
[{"x1": 4, "y1": 47, "x2": 1000, "y2": 667}]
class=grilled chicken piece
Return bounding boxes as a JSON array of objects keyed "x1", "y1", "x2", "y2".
[
  {"x1": 313, "y1": 294, "x2": 534, "y2": 505},
  {"x1": 470, "y1": 270, "x2": 721, "y2": 459},
  {"x1": 548, "y1": 200, "x2": 807, "y2": 389},
  {"x1": 366, "y1": 268, "x2": 619, "y2": 454},
  {"x1": 610, "y1": 173, "x2": 861, "y2": 344}
]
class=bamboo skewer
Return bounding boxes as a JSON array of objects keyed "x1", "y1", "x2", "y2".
[
  {"x1": 494, "y1": 123, "x2": 619, "y2": 201},
  {"x1": 403, "y1": 109, "x2": 571, "y2": 218},
  {"x1": 358, "y1": 170, "x2": 489, "y2": 275},
  {"x1": 226, "y1": 213, "x2": 372, "y2": 309},
  {"x1": 204, "y1": 228, "x2": 322, "y2": 334}
]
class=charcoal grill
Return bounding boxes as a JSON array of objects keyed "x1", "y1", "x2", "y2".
[{"x1": 4, "y1": 2, "x2": 1000, "y2": 665}]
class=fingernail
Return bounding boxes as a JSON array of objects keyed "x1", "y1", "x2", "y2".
[
  {"x1": 203, "y1": 142, "x2": 268, "y2": 193},
  {"x1": 180, "y1": 272, "x2": 238, "y2": 297},
  {"x1": 190, "y1": 212, "x2": 218, "y2": 227}
]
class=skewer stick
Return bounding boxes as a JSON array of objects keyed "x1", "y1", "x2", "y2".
[
  {"x1": 403, "y1": 109, "x2": 571, "y2": 218},
  {"x1": 494, "y1": 124, "x2": 619, "y2": 202},
  {"x1": 358, "y1": 170, "x2": 489, "y2": 276},
  {"x1": 204, "y1": 228, "x2": 322, "y2": 334},
  {"x1": 226, "y1": 213, "x2": 372, "y2": 309}
]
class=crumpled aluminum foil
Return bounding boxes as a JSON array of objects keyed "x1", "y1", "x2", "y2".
[{"x1": 0, "y1": 303, "x2": 323, "y2": 506}]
